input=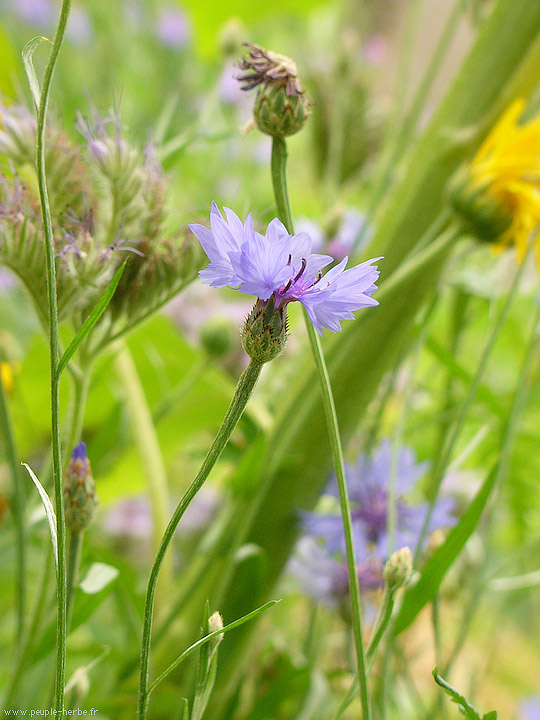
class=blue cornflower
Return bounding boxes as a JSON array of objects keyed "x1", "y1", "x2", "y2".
[
  {"x1": 291, "y1": 441, "x2": 456, "y2": 603},
  {"x1": 189, "y1": 203, "x2": 381, "y2": 335}
]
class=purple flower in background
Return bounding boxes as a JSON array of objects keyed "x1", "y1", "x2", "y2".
[
  {"x1": 189, "y1": 203, "x2": 381, "y2": 335},
  {"x1": 10, "y1": 0, "x2": 53, "y2": 28},
  {"x1": 104, "y1": 497, "x2": 153, "y2": 539},
  {"x1": 291, "y1": 441, "x2": 456, "y2": 604},
  {"x1": 155, "y1": 5, "x2": 190, "y2": 48},
  {"x1": 328, "y1": 209, "x2": 371, "y2": 261},
  {"x1": 0, "y1": 269, "x2": 16, "y2": 294},
  {"x1": 66, "y1": 5, "x2": 93, "y2": 44},
  {"x1": 521, "y1": 697, "x2": 540, "y2": 720}
]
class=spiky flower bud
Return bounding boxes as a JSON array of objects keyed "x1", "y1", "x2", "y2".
[
  {"x1": 237, "y1": 43, "x2": 310, "y2": 138},
  {"x1": 383, "y1": 547, "x2": 413, "y2": 590},
  {"x1": 63, "y1": 443, "x2": 98, "y2": 533},
  {"x1": 241, "y1": 299, "x2": 288, "y2": 363},
  {"x1": 447, "y1": 167, "x2": 513, "y2": 243}
]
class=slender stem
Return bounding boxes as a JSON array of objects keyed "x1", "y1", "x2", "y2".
[
  {"x1": 64, "y1": 368, "x2": 90, "y2": 458},
  {"x1": 271, "y1": 135, "x2": 370, "y2": 720},
  {"x1": 66, "y1": 531, "x2": 82, "y2": 630},
  {"x1": 114, "y1": 342, "x2": 173, "y2": 600},
  {"x1": 35, "y1": 0, "x2": 72, "y2": 710},
  {"x1": 387, "y1": 294, "x2": 439, "y2": 554},
  {"x1": 137, "y1": 359, "x2": 263, "y2": 719},
  {"x1": 0, "y1": 365, "x2": 26, "y2": 642},
  {"x1": 414, "y1": 234, "x2": 534, "y2": 561},
  {"x1": 333, "y1": 588, "x2": 397, "y2": 720}
]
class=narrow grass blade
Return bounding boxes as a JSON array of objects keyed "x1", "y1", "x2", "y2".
[
  {"x1": 393, "y1": 465, "x2": 497, "y2": 635},
  {"x1": 56, "y1": 262, "x2": 126, "y2": 379},
  {"x1": 22, "y1": 36, "x2": 51, "y2": 110},
  {"x1": 148, "y1": 600, "x2": 279, "y2": 694},
  {"x1": 22, "y1": 462, "x2": 57, "y2": 566}
]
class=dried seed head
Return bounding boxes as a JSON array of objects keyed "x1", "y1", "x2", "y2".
[{"x1": 237, "y1": 43, "x2": 311, "y2": 138}]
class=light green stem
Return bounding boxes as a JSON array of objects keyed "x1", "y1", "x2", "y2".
[
  {"x1": 415, "y1": 234, "x2": 534, "y2": 560},
  {"x1": 34, "y1": 0, "x2": 72, "y2": 710},
  {"x1": 271, "y1": 135, "x2": 370, "y2": 720},
  {"x1": 114, "y1": 342, "x2": 173, "y2": 599},
  {"x1": 137, "y1": 359, "x2": 263, "y2": 719},
  {"x1": 333, "y1": 587, "x2": 397, "y2": 720},
  {"x1": 66, "y1": 531, "x2": 82, "y2": 630},
  {"x1": 0, "y1": 365, "x2": 26, "y2": 642}
]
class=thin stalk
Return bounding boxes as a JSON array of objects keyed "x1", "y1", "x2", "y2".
[
  {"x1": 0, "y1": 366, "x2": 26, "y2": 641},
  {"x1": 114, "y1": 342, "x2": 173, "y2": 600},
  {"x1": 414, "y1": 235, "x2": 535, "y2": 561},
  {"x1": 333, "y1": 588, "x2": 396, "y2": 720},
  {"x1": 137, "y1": 359, "x2": 263, "y2": 720},
  {"x1": 35, "y1": 0, "x2": 72, "y2": 710},
  {"x1": 66, "y1": 531, "x2": 82, "y2": 630},
  {"x1": 271, "y1": 135, "x2": 370, "y2": 720},
  {"x1": 64, "y1": 368, "x2": 90, "y2": 457},
  {"x1": 387, "y1": 293, "x2": 439, "y2": 554}
]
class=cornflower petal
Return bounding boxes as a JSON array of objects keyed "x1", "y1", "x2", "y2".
[{"x1": 190, "y1": 204, "x2": 381, "y2": 333}]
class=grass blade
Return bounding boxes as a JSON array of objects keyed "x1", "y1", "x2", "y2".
[
  {"x1": 393, "y1": 465, "x2": 497, "y2": 636},
  {"x1": 56, "y1": 262, "x2": 125, "y2": 379},
  {"x1": 22, "y1": 462, "x2": 57, "y2": 567}
]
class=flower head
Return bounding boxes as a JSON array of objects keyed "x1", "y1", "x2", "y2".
[
  {"x1": 237, "y1": 43, "x2": 304, "y2": 97},
  {"x1": 450, "y1": 99, "x2": 540, "y2": 263},
  {"x1": 291, "y1": 441, "x2": 456, "y2": 604},
  {"x1": 189, "y1": 203, "x2": 380, "y2": 336},
  {"x1": 237, "y1": 44, "x2": 311, "y2": 137}
]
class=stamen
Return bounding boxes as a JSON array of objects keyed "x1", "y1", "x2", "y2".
[
  {"x1": 294, "y1": 257, "x2": 307, "y2": 283},
  {"x1": 287, "y1": 254, "x2": 292, "y2": 266}
]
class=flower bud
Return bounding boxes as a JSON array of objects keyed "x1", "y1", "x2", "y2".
[
  {"x1": 237, "y1": 44, "x2": 310, "y2": 138},
  {"x1": 208, "y1": 611, "x2": 224, "y2": 650},
  {"x1": 241, "y1": 299, "x2": 288, "y2": 363},
  {"x1": 200, "y1": 317, "x2": 236, "y2": 359},
  {"x1": 63, "y1": 442, "x2": 98, "y2": 533},
  {"x1": 447, "y1": 167, "x2": 513, "y2": 243},
  {"x1": 383, "y1": 547, "x2": 412, "y2": 590}
]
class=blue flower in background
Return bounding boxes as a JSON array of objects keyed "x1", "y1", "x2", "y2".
[
  {"x1": 290, "y1": 441, "x2": 456, "y2": 603},
  {"x1": 520, "y1": 697, "x2": 540, "y2": 720},
  {"x1": 189, "y1": 203, "x2": 381, "y2": 335}
]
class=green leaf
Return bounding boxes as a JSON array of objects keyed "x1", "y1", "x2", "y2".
[
  {"x1": 79, "y1": 562, "x2": 119, "y2": 594},
  {"x1": 22, "y1": 462, "x2": 57, "y2": 567},
  {"x1": 56, "y1": 262, "x2": 126, "y2": 379},
  {"x1": 148, "y1": 600, "x2": 279, "y2": 694},
  {"x1": 393, "y1": 465, "x2": 497, "y2": 636},
  {"x1": 432, "y1": 669, "x2": 496, "y2": 719},
  {"x1": 22, "y1": 36, "x2": 51, "y2": 110}
]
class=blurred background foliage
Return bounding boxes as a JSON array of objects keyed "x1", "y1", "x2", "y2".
[{"x1": 1, "y1": 0, "x2": 540, "y2": 718}]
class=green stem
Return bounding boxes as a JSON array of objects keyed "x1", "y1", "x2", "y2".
[
  {"x1": 114, "y1": 342, "x2": 173, "y2": 599},
  {"x1": 333, "y1": 588, "x2": 397, "y2": 720},
  {"x1": 66, "y1": 531, "x2": 82, "y2": 630},
  {"x1": 414, "y1": 234, "x2": 534, "y2": 561},
  {"x1": 137, "y1": 359, "x2": 263, "y2": 719},
  {"x1": 35, "y1": 0, "x2": 72, "y2": 711},
  {"x1": 0, "y1": 365, "x2": 26, "y2": 642},
  {"x1": 64, "y1": 368, "x2": 90, "y2": 458},
  {"x1": 271, "y1": 135, "x2": 370, "y2": 720}
]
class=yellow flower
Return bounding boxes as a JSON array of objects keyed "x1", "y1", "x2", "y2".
[
  {"x1": 0, "y1": 361, "x2": 14, "y2": 395},
  {"x1": 459, "y1": 99, "x2": 540, "y2": 263}
]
